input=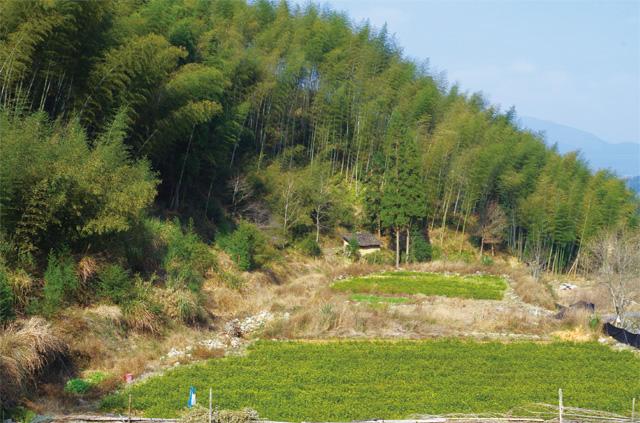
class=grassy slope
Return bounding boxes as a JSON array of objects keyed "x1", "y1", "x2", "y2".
[
  {"x1": 332, "y1": 271, "x2": 508, "y2": 300},
  {"x1": 103, "y1": 340, "x2": 639, "y2": 420}
]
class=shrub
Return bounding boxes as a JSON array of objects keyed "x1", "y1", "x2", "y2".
[
  {"x1": 65, "y1": 378, "x2": 92, "y2": 394},
  {"x1": 481, "y1": 255, "x2": 494, "y2": 266},
  {"x1": 409, "y1": 231, "x2": 432, "y2": 263},
  {"x1": 363, "y1": 250, "x2": 394, "y2": 265},
  {"x1": 218, "y1": 221, "x2": 266, "y2": 271},
  {"x1": 8, "y1": 269, "x2": 34, "y2": 312},
  {"x1": 345, "y1": 237, "x2": 360, "y2": 261},
  {"x1": 64, "y1": 371, "x2": 109, "y2": 395},
  {"x1": 297, "y1": 236, "x2": 322, "y2": 257},
  {"x1": 431, "y1": 245, "x2": 443, "y2": 260},
  {"x1": 0, "y1": 265, "x2": 14, "y2": 323},
  {"x1": 122, "y1": 298, "x2": 164, "y2": 334},
  {"x1": 448, "y1": 251, "x2": 474, "y2": 263},
  {"x1": 152, "y1": 288, "x2": 204, "y2": 325},
  {"x1": 97, "y1": 264, "x2": 131, "y2": 305},
  {"x1": 42, "y1": 251, "x2": 79, "y2": 316},
  {"x1": 164, "y1": 220, "x2": 216, "y2": 292}
]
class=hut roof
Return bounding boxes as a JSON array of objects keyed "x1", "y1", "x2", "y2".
[{"x1": 342, "y1": 232, "x2": 381, "y2": 248}]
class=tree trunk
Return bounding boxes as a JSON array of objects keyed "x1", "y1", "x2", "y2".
[
  {"x1": 395, "y1": 228, "x2": 400, "y2": 268},
  {"x1": 405, "y1": 227, "x2": 410, "y2": 264},
  {"x1": 315, "y1": 211, "x2": 321, "y2": 243}
]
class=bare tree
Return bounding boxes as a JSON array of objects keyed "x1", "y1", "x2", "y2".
[
  {"x1": 477, "y1": 202, "x2": 507, "y2": 256},
  {"x1": 586, "y1": 230, "x2": 640, "y2": 325}
]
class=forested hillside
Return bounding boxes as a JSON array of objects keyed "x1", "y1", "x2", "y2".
[{"x1": 1, "y1": 0, "x2": 638, "y2": 325}]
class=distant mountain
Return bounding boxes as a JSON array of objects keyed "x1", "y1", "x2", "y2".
[
  {"x1": 626, "y1": 176, "x2": 640, "y2": 194},
  {"x1": 519, "y1": 116, "x2": 640, "y2": 178}
]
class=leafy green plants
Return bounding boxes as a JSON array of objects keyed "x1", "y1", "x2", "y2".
[
  {"x1": 0, "y1": 265, "x2": 14, "y2": 323},
  {"x1": 41, "y1": 251, "x2": 79, "y2": 315},
  {"x1": 218, "y1": 222, "x2": 266, "y2": 271},
  {"x1": 297, "y1": 236, "x2": 322, "y2": 257},
  {"x1": 363, "y1": 250, "x2": 395, "y2": 265},
  {"x1": 97, "y1": 264, "x2": 131, "y2": 305},
  {"x1": 164, "y1": 220, "x2": 215, "y2": 292},
  {"x1": 332, "y1": 271, "x2": 507, "y2": 300},
  {"x1": 65, "y1": 378, "x2": 92, "y2": 395},
  {"x1": 102, "y1": 340, "x2": 640, "y2": 420},
  {"x1": 348, "y1": 294, "x2": 409, "y2": 304},
  {"x1": 65, "y1": 371, "x2": 109, "y2": 395}
]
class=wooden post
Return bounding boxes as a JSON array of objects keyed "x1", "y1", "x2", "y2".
[
  {"x1": 558, "y1": 388, "x2": 563, "y2": 423},
  {"x1": 128, "y1": 393, "x2": 132, "y2": 423},
  {"x1": 633, "y1": 397, "x2": 636, "y2": 422},
  {"x1": 209, "y1": 387, "x2": 213, "y2": 423}
]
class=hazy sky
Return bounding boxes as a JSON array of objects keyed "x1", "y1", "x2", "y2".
[{"x1": 291, "y1": 0, "x2": 640, "y2": 144}]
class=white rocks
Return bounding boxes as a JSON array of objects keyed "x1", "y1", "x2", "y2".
[
  {"x1": 161, "y1": 310, "x2": 280, "y2": 363},
  {"x1": 167, "y1": 347, "x2": 185, "y2": 358},
  {"x1": 559, "y1": 282, "x2": 577, "y2": 290}
]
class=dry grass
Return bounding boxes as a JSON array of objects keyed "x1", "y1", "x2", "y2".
[
  {"x1": 77, "y1": 256, "x2": 99, "y2": 284},
  {"x1": 0, "y1": 318, "x2": 69, "y2": 408},
  {"x1": 151, "y1": 288, "x2": 206, "y2": 324},
  {"x1": 8, "y1": 268, "x2": 35, "y2": 311}
]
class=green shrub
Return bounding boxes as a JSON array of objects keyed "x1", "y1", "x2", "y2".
[
  {"x1": 297, "y1": 236, "x2": 322, "y2": 257},
  {"x1": 481, "y1": 255, "x2": 494, "y2": 266},
  {"x1": 218, "y1": 222, "x2": 266, "y2": 271},
  {"x1": 97, "y1": 264, "x2": 131, "y2": 305},
  {"x1": 448, "y1": 250, "x2": 474, "y2": 263},
  {"x1": 64, "y1": 371, "x2": 109, "y2": 395},
  {"x1": 0, "y1": 265, "x2": 14, "y2": 323},
  {"x1": 431, "y1": 245, "x2": 443, "y2": 260},
  {"x1": 409, "y1": 231, "x2": 432, "y2": 263},
  {"x1": 221, "y1": 271, "x2": 244, "y2": 289},
  {"x1": 164, "y1": 220, "x2": 215, "y2": 292},
  {"x1": 85, "y1": 371, "x2": 109, "y2": 385},
  {"x1": 345, "y1": 237, "x2": 360, "y2": 261},
  {"x1": 42, "y1": 251, "x2": 78, "y2": 315},
  {"x1": 65, "y1": 378, "x2": 92, "y2": 394},
  {"x1": 363, "y1": 250, "x2": 394, "y2": 265}
]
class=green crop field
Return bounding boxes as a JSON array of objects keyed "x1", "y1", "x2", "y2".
[
  {"x1": 348, "y1": 293, "x2": 410, "y2": 304},
  {"x1": 332, "y1": 271, "x2": 508, "y2": 300},
  {"x1": 102, "y1": 340, "x2": 639, "y2": 420}
]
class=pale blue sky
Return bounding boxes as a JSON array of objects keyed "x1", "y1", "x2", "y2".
[{"x1": 292, "y1": 0, "x2": 640, "y2": 144}]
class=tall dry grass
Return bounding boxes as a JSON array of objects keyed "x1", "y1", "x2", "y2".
[{"x1": 0, "y1": 318, "x2": 68, "y2": 408}]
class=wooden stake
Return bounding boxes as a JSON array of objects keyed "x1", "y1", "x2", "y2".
[
  {"x1": 632, "y1": 397, "x2": 636, "y2": 422},
  {"x1": 128, "y1": 393, "x2": 132, "y2": 423},
  {"x1": 558, "y1": 388, "x2": 563, "y2": 423},
  {"x1": 209, "y1": 387, "x2": 213, "y2": 423}
]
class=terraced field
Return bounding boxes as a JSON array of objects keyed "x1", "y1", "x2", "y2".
[
  {"x1": 102, "y1": 340, "x2": 639, "y2": 420},
  {"x1": 332, "y1": 271, "x2": 508, "y2": 300}
]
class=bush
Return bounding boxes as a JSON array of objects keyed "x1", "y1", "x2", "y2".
[
  {"x1": 218, "y1": 221, "x2": 266, "y2": 271},
  {"x1": 0, "y1": 265, "x2": 14, "y2": 323},
  {"x1": 363, "y1": 250, "x2": 394, "y2": 265},
  {"x1": 345, "y1": 237, "x2": 360, "y2": 261},
  {"x1": 164, "y1": 220, "x2": 216, "y2": 292},
  {"x1": 41, "y1": 251, "x2": 79, "y2": 316},
  {"x1": 122, "y1": 298, "x2": 164, "y2": 334},
  {"x1": 431, "y1": 245, "x2": 443, "y2": 260},
  {"x1": 410, "y1": 231, "x2": 432, "y2": 263},
  {"x1": 481, "y1": 255, "x2": 494, "y2": 266},
  {"x1": 64, "y1": 371, "x2": 109, "y2": 395},
  {"x1": 297, "y1": 236, "x2": 322, "y2": 257},
  {"x1": 97, "y1": 264, "x2": 131, "y2": 305},
  {"x1": 65, "y1": 378, "x2": 92, "y2": 394}
]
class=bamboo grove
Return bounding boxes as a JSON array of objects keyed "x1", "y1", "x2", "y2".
[{"x1": 0, "y1": 0, "x2": 637, "y2": 276}]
